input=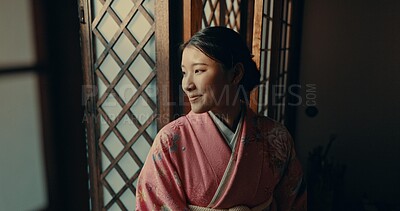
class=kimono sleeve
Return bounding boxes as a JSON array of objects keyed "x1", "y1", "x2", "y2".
[
  {"x1": 135, "y1": 129, "x2": 188, "y2": 211},
  {"x1": 273, "y1": 129, "x2": 307, "y2": 211}
]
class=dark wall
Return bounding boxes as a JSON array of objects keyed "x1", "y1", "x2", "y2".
[{"x1": 295, "y1": 0, "x2": 400, "y2": 207}]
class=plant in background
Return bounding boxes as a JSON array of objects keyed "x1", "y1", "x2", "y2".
[{"x1": 308, "y1": 134, "x2": 346, "y2": 211}]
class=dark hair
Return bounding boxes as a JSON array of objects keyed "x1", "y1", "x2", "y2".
[{"x1": 181, "y1": 26, "x2": 260, "y2": 95}]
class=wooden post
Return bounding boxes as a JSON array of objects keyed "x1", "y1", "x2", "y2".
[
  {"x1": 156, "y1": 0, "x2": 173, "y2": 128},
  {"x1": 182, "y1": 0, "x2": 202, "y2": 114},
  {"x1": 250, "y1": 0, "x2": 264, "y2": 113},
  {"x1": 183, "y1": 0, "x2": 203, "y2": 42}
]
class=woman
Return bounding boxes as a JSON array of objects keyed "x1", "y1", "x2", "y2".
[{"x1": 136, "y1": 27, "x2": 306, "y2": 210}]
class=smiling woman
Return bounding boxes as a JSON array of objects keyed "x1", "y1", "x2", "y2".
[
  {"x1": 135, "y1": 27, "x2": 307, "y2": 210},
  {"x1": 180, "y1": 27, "x2": 260, "y2": 130},
  {"x1": 181, "y1": 46, "x2": 236, "y2": 118}
]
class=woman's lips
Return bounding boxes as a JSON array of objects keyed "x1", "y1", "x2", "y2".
[{"x1": 188, "y1": 95, "x2": 201, "y2": 102}]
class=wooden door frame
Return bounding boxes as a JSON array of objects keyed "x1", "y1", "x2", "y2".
[{"x1": 78, "y1": 0, "x2": 100, "y2": 209}]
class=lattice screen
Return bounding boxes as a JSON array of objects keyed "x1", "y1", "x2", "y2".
[
  {"x1": 202, "y1": 0, "x2": 241, "y2": 31},
  {"x1": 258, "y1": 0, "x2": 274, "y2": 116},
  {"x1": 275, "y1": 0, "x2": 292, "y2": 123},
  {"x1": 225, "y1": 0, "x2": 241, "y2": 31},
  {"x1": 257, "y1": 0, "x2": 293, "y2": 123},
  {"x1": 91, "y1": 0, "x2": 157, "y2": 209}
]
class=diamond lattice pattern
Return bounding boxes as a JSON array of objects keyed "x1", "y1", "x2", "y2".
[
  {"x1": 91, "y1": 0, "x2": 157, "y2": 209},
  {"x1": 225, "y1": 0, "x2": 241, "y2": 31},
  {"x1": 202, "y1": 0, "x2": 241, "y2": 32}
]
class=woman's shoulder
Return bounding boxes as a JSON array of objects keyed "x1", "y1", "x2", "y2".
[
  {"x1": 156, "y1": 115, "x2": 188, "y2": 140},
  {"x1": 156, "y1": 112, "x2": 206, "y2": 137},
  {"x1": 251, "y1": 114, "x2": 295, "y2": 169},
  {"x1": 151, "y1": 116, "x2": 190, "y2": 158},
  {"x1": 247, "y1": 108, "x2": 289, "y2": 132},
  {"x1": 246, "y1": 109, "x2": 293, "y2": 143}
]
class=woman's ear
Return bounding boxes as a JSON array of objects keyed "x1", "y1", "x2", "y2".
[{"x1": 232, "y1": 63, "x2": 244, "y2": 85}]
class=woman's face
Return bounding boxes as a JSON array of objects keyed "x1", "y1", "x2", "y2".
[{"x1": 181, "y1": 46, "x2": 236, "y2": 114}]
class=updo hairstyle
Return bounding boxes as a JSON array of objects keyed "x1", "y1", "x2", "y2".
[{"x1": 181, "y1": 27, "x2": 260, "y2": 97}]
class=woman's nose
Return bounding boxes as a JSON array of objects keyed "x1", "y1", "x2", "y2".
[{"x1": 182, "y1": 76, "x2": 195, "y2": 92}]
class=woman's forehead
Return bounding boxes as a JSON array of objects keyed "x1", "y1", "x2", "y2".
[
  {"x1": 182, "y1": 46, "x2": 205, "y2": 57},
  {"x1": 182, "y1": 47, "x2": 214, "y2": 64}
]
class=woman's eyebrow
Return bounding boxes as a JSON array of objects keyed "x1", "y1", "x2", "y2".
[
  {"x1": 181, "y1": 63, "x2": 208, "y2": 68},
  {"x1": 192, "y1": 63, "x2": 208, "y2": 66}
]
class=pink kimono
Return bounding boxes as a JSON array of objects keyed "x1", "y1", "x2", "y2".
[{"x1": 136, "y1": 108, "x2": 307, "y2": 210}]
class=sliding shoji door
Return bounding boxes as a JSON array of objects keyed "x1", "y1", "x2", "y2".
[
  {"x1": 1, "y1": 1, "x2": 91, "y2": 210},
  {"x1": 0, "y1": 2, "x2": 48, "y2": 210},
  {"x1": 79, "y1": 0, "x2": 173, "y2": 209}
]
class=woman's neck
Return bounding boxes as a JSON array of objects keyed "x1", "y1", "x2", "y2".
[{"x1": 211, "y1": 101, "x2": 242, "y2": 131}]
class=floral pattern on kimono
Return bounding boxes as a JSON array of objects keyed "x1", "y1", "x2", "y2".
[{"x1": 136, "y1": 108, "x2": 306, "y2": 211}]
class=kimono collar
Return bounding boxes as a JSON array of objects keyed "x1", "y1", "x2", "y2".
[{"x1": 208, "y1": 105, "x2": 246, "y2": 149}]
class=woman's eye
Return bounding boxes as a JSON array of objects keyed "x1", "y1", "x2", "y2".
[
  {"x1": 195, "y1": 69, "x2": 204, "y2": 74},
  {"x1": 181, "y1": 71, "x2": 186, "y2": 76}
]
